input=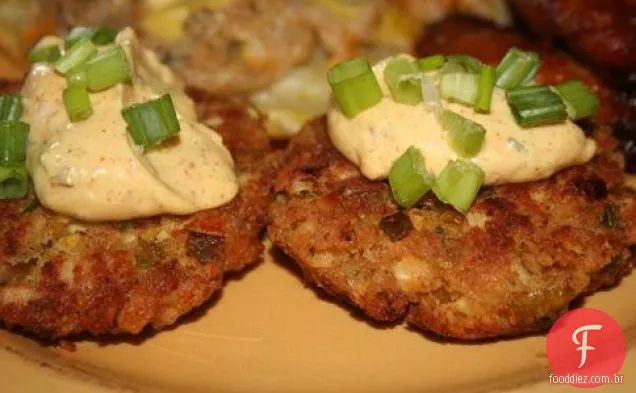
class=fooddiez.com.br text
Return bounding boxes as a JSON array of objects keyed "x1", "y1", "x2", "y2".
[{"x1": 548, "y1": 374, "x2": 624, "y2": 385}]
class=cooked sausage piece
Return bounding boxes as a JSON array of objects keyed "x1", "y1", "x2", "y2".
[{"x1": 508, "y1": 0, "x2": 636, "y2": 79}]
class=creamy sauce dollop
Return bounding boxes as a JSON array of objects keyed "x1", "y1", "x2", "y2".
[
  {"x1": 328, "y1": 55, "x2": 596, "y2": 184},
  {"x1": 23, "y1": 28, "x2": 238, "y2": 221}
]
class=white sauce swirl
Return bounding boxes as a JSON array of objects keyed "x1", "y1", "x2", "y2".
[
  {"x1": 328, "y1": 55, "x2": 596, "y2": 184},
  {"x1": 23, "y1": 28, "x2": 238, "y2": 221}
]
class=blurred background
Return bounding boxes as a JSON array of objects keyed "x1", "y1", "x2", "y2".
[
  {"x1": 0, "y1": 0, "x2": 512, "y2": 137},
  {"x1": 0, "y1": 0, "x2": 633, "y2": 144}
]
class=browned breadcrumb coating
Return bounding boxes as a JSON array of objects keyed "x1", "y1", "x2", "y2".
[
  {"x1": 0, "y1": 91, "x2": 276, "y2": 338},
  {"x1": 268, "y1": 116, "x2": 635, "y2": 340}
]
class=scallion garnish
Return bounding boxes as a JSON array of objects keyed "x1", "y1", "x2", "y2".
[
  {"x1": 439, "y1": 110, "x2": 486, "y2": 158},
  {"x1": 440, "y1": 72, "x2": 478, "y2": 105},
  {"x1": 475, "y1": 65, "x2": 496, "y2": 112},
  {"x1": 385, "y1": 57, "x2": 423, "y2": 105},
  {"x1": 506, "y1": 85, "x2": 567, "y2": 127},
  {"x1": 122, "y1": 94, "x2": 181, "y2": 148},
  {"x1": 91, "y1": 27, "x2": 119, "y2": 45},
  {"x1": 0, "y1": 95, "x2": 23, "y2": 122},
  {"x1": 0, "y1": 165, "x2": 29, "y2": 200},
  {"x1": 65, "y1": 27, "x2": 118, "y2": 48},
  {"x1": 327, "y1": 58, "x2": 383, "y2": 118},
  {"x1": 446, "y1": 55, "x2": 483, "y2": 74},
  {"x1": 84, "y1": 45, "x2": 132, "y2": 92},
  {"x1": 54, "y1": 38, "x2": 98, "y2": 75},
  {"x1": 27, "y1": 44, "x2": 61, "y2": 64},
  {"x1": 420, "y1": 74, "x2": 440, "y2": 112},
  {"x1": 432, "y1": 160, "x2": 485, "y2": 213},
  {"x1": 67, "y1": 66, "x2": 88, "y2": 88},
  {"x1": 65, "y1": 27, "x2": 95, "y2": 48},
  {"x1": 495, "y1": 48, "x2": 540, "y2": 90},
  {"x1": 63, "y1": 86, "x2": 93, "y2": 122},
  {"x1": 0, "y1": 121, "x2": 29, "y2": 164},
  {"x1": 554, "y1": 80, "x2": 600, "y2": 120},
  {"x1": 440, "y1": 61, "x2": 465, "y2": 75},
  {"x1": 389, "y1": 146, "x2": 434, "y2": 208},
  {"x1": 521, "y1": 61, "x2": 541, "y2": 86},
  {"x1": 21, "y1": 197, "x2": 40, "y2": 215},
  {"x1": 417, "y1": 55, "x2": 445, "y2": 72}
]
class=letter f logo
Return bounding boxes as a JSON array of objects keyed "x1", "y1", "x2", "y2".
[{"x1": 572, "y1": 324, "x2": 603, "y2": 368}]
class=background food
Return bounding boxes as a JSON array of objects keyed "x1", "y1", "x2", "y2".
[
  {"x1": 508, "y1": 0, "x2": 636, "y2": 85},
  {"x1": 0, "y1": 0, "x2": 56, "y2": 78},
  {"x1": 0, "y1": 0, "x2": 511, "y2": 137}
]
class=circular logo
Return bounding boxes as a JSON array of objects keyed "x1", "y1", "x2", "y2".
[{"x1": 546, "y1": 308, "x2": 626, "y2": 388}]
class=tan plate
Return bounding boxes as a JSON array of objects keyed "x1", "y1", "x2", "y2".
[{"x1": 1, "y1": 245, "x2": 635, "y2": 393}]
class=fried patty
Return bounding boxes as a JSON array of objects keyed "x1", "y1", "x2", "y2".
[
  {"x1": 268, "y1": 117, "x2": 636, "y2": 340},
  {"x1": 268, "y1": 21, "x2": 636, "y2": 339},
  {"x1": 0, "y1": 92, "x2": 275, "y2": 338}
]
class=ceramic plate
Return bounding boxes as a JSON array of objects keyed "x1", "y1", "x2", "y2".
[{"x1": 1, "y1": 245, "x2": 635, "y2": 392}]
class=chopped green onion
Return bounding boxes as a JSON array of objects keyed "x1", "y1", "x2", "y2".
[
  {"x1": 91, "y1": 27, "x2": 119, "y2": 45},
  {"x1": 65, "y1": 27, "x2": 96, "y2": 48},
  {"x1": 440, "y1": 72, "x2": 478, "y2": 105},
  {"x1": 389, "y1": 146, "x2": 434, "y2": 208},
  {"x1": 506, "y1": 85, "x2": 567, "y2": 127},
  {"x1": 432, "y1": 160, "x2": 485, "y2": 213},
  {"x1": 63, "y1": 86, "x2": 93, "y2": 122},
  {"x1": 439, "y1": 110, "x2": 486, "y2": 158},
  {"x1": 474, "y1": 65, "x2": 496, "y2": 112},
  {"x1": 521, "y1": 61, "x2": 541, "y2": 86},
  {"x1": 420, "y1": 74, "x2": 440, "y2": 112},
  {"x1": 27, "y1": 44, "x2": 61, "y2": 64},
  {"x1": 65, "y1": 27, "x2": 118, "y2": 48},
  {"x1": 417, "y1": 55, "x2": 445, "y2": 72},
  {"x1": 0, "y1": 165, "x2": 29, "y2": 200},
  {"x1": 67, "y1": 66, "x2": 88, "y2": 88},
  {"x1": 440, "y1": 61, "x2": 465, "y2": 75},
  {"x1": 327, "y1": 57, "x2": 383, "y2": 118},
  {"x1": 84, "y1": 46, "x2": 132, "y2": 92},
  {"x1": 0, "y1": 95, "x2": 23, "y2": 121},
  {"x1": 384, "y1": 57, "x2": 423, "y2": 105},
  {"x1": 554, "y1": 80, "x2": 599, "y2": 120},
  {"x1": 21, "y1": 197, "x2": 40, "y2": 215},
  {"x1": 122, "y1": 94, "x2": 181, "y2": 148},
  {"x1": 54, "y1": 38, "x2": 98, "y2": 75},
  {"x1": 496, "y1": 48, "x2": 540, "y2": 90},
  {"x1": 446, "y1": 55, "x2": 483, "y2": 74},
  {"x1": 0, "y1": 121, "x2": 29, "y2": 164}
]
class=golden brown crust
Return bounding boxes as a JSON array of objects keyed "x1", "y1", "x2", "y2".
[
  {"x1": 0, "y1": 94, "x2": 275, "y2": 338},
  {"x1": 268, "y1": 118, "x2": 636, "y2": 339}
]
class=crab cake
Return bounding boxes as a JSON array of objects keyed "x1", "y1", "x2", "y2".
[
  {"x1": 268, "y1": 22, "x2": 636, "y2": 340},
  {"x1": 268, "y1": 117, "x2": 635, "y2": 339},
  {"x1": 0, "y1": 92, "x2": 275, "y2": 338}
]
